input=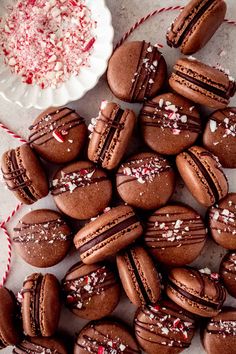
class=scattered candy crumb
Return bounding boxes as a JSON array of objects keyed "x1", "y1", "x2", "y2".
[{"x1": 0, "y1": 0, "x2": 97, "y2": 89}]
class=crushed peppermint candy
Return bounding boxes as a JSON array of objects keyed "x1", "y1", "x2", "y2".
[
  {"x1": 209, "y1": 319, "x2": 236, "y2": 336},
  {"x1": 144, "y1": 98, "x2": 201, "y2": 136},
  {"x1": 13, "y1": 218, "x2": 70, "y2": 243},
  {"x1": 0, "y1": 0, "x2": 96, "y2": 89},
  {"x1": 121, "y1": 157, "x2": 170, "y2": 184},
  {"x1": 52, "y1": 168, "x2": 96, "y2": 194},
  {"x1": 199, "y1": 267, "x2": 212, "y2": 275},
  {"x1": 64, "y1": 266, "x2": 110, "y2": 310},
  {"x1": 209, "y1": 112, "x2": 236, "y2": 138}
]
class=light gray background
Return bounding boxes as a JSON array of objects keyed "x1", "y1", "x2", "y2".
[{"x1": 0, "y1": 0, "x2": 236, "y2": 353}]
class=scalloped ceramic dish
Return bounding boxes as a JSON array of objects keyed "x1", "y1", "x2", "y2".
[{"x1": 0, "y1": 0, "x2": 114, "y2": 109}]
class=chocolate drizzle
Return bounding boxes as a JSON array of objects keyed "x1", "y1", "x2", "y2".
[
  {"x1": 76, "y1": 324, "x2": 139, "y2": 353},
  {"x1": 135, "y1": 303, "x2": 195, "y2": 348},
  {"x1": 78, "y1": 214, "x2": 138, "y2": 254},
  {"x1": 63, "y1": 264, "x2": 117, "y2": 310},
  {"x1": 168, "y1": 269, "x2": 225, "y2": 310},
  {"x1": 13, "y1": 340, "x2": 60, "y2": 354},
  {"x1": 221, "y1": 253, "x2": 236, "y2": 275},
  {"x1": 126, "y1": 249, "x2": 151, "y2": 304},
  {"x1": 187, "y1": 150, "x2": 220, "y2": 202},
  {"x1": 51, "y1": 167, "x2": 108, "y2": 196},
  {"x1": 210, "y1": 205, "x2": 236, "y2": 235},
  {"x1": 13, "y1": 218, "x2": 72, "y2": 243},
  {"x1": 145, "y1": 211, "x2": 206, "y2": 248},
  {"x1": 207, "y1": 319, "x2": 236, "y2": 336},
  {"x1": 117, "y1": 156, "x2": 171, "y2": 188},
  {"x1": 29, "y1": 107, "x2": 84, "y2": 145},
  {"x1": 2, "y1": 149, "x2": 36, "y2": 202},
  {"x1": 140, "y1": 100, "x2": 201, "y2": 134},
  {"x1": 176, "y1": 70, "x2": 235, "y2": 100},
  {"x1": 129, "y1": 41, "x2": 161, "y2": 102},
  {"x1": 98, "y1": 107, "x2": 124, "y2": 163}
]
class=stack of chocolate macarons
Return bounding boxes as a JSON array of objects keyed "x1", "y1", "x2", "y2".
[{"x1": 1, "y1": 0, "x2": 236, "y2": 353}]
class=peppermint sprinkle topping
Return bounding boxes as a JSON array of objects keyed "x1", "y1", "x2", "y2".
[
  {"x1": 121, "y1": 157, "x2": 170, "y2": 184},
  {"x1": 0, "y1": 0, "x2": 96, "y2": 89}
]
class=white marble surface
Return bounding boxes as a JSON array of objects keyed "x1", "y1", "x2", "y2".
[{"x1": 0, "y1": 0, "x2": 236, "y2": 353}]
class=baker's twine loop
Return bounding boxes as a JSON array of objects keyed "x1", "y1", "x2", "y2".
[{"x1": 0, "y1": 5, "x2": 236, "y2": 286}]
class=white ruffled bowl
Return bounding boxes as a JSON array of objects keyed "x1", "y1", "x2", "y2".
[{"x1": 0, "y1": 0, "x2": 114, "y2": 109}]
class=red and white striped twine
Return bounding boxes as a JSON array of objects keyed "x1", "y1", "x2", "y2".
[
  {"x1": 0, "y1": 224, "x2": 12, "y2": 287},
  {"x1": 0, "y1": 5, "x2": 236, "y2": 286},
  {"x1": 0, "y1": 122, "x2": 27, "y2": 143}
]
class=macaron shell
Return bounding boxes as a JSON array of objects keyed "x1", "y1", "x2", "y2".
[
  {"x1": 203, "y1": 108, "x2": 236, "y2": 168},
  {"x1": 176, "y1": 146, "x2": 228, "y2": 207},
  {"x1": 52, "y1": 161, "x2": 112, "y2": 220},
  {"x1": 116, "y1": 246, "x2": 161, "y2": 306},
  {"x1": 21, "y1": 273, "x2": 60, "y2": 337},
  {"x1": 74, "y1": 205, "x2": 143, "y2": 264},
  {"x1": 180, "y1": 0, "x2": 227, "y2": 54},
  {"x1": 1, "y1": 144, "x2": 49, "y2": 205},
  {"x1": 134, "y1": 299, "x2": 196, "y2": 354},
  {"x1": 167, "y1": 267, "x2": 226, "y2": 317},
  {"x1": 144, "y1": 204, "x2": 207, "y2": 266},
  {"x1": 39, "y1": 274, "x2": 61, "y2": 336},
  {"x1": 209, "y1": 193, "x2": 236, "y2": 249},
  {"x1": 0, "y1": 288, "x2": 21, "y2": 347},
  {"x1": 13, "y1": 209, "x2": 72, "y2": 267},
  {"x1": 220, "y1": 252, "x2": 236, "y2": 298},
  {"x1": 169, "y1": 58, "x2": 234, "y2": 109},
  {"x1": 16, "y1": 144, "x2": 49, "y2": 202},
  {"x1": 21, "y1": 274, "x2": 38, "y2": 337},
  {"x1": 140, "y1": 93, "x2": 201, "y2": 155},
  {"x1": 63, "y1": 262, "x2": 120, "y2": 320},
  {"x1": 203, "y1": 308, "x2": 236, "y2": 354},
  {"x1": 107, "y1": 41, "x2": 167, "y2": 102},
  {"x1": 74, "y1": 320, "x2": 140, "y2": 354},
  {"x1": 29, "y1": 107, "x2": 87, "y2": 164},
  {"x1": 88, "y1": 102, "x2": 136, "y2": 169},
  {"x1": 116, "y1": 152, "x2": 176, "y2": 210}
]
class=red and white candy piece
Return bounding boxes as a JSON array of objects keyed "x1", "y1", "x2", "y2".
[
  {"x1": 210, "y1": 272, "x2": 220, "y2": 280},
  {"x1": 98, "y1": 347, "x2": 105, "y2": 354},
  {"x1": 52, "y1": 130, "x2": 65, "y2": 143}
]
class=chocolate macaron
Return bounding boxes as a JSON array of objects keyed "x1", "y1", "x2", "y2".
[
  {"x1": 203, "y1": 107, "x2": 236, "y2": 168},
  {"x1": 13, "y1": 336, "x2": 68, "y2": 354},
  {"x1": 116, "y1": 245, "x2": 161, "y2": 306},
  {"x1": 144, "y1": 203, "x2": 207, "y2": 266},
  {"x1": 116, "y1": 152, "x2": 176, "y2": 210},
  {"x1": 13, "y1": 209, "x2": 72, "y2": 268},
  {"x1": 139, "y1": 93, "x2": 201, "y2": 155},
  {"x1": 107, "y1": 41, "x2": 167, "y2": 102},
  {"x1": 134, "y1": 299, "x2": 196, "y2": 354},
  {"x1": 51, "y1": 161, "x2": 112, "y2": 220},
  {"x1": 167, "y1": 267, "x2": 226, "y2": 317},
  {"x1": 29, "y1": 107, "x2": 87, "y2": 164},
  {"x1": 169, "y1": 58, "x2": 236, "y2": 109},
  {"x1": 0, "y1": 287, "x2": 21, "y2": 348},
  {"x1": 88, "y1": 101, "x2": 136, "y2": 170},
  {"x1": 176, "y1": 146, "x2": 228, "y2": 207},
  {"x1": 62, "y1": 261, "x2": 120, "y2": 320},
  {"x1": 166, "y1": 0, "x2": 227, "y2": 54},
  {"x1": 21, "y1": 273, "x2": 61, "y2": 337},
  {"x1": 1, "y1": 144, "x2": 49, "y2": 205},
  {"x1": 74, "y1": 205, "x2": 143, "y2": 264},
  {"x1": 74, "y1": 320, "x2": 140, "y2": 354},
  {"x1": 208, "y1": 193, "x2": 236, "y2": 249},
  {"x1": 203, "y1": 308, "x2": 236, "y2": 354},
  {"x1": 220, "y1": 252, "x2": 236, "y2": 298}
]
